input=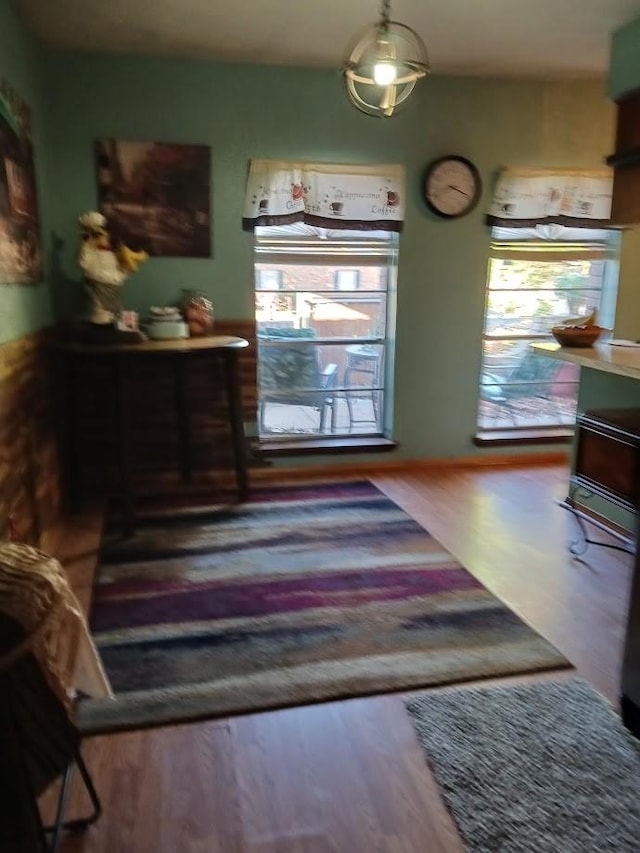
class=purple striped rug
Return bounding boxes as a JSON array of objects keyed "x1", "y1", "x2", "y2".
[{"x1": 77, "y1": 481, "x2": 569, "y2": 733}]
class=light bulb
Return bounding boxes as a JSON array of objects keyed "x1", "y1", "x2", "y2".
[{"x1": 373, "y1": 63, "x2": 397, "y2": 86}]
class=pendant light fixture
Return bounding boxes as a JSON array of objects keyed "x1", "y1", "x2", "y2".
[{"x1": 342, "y1": 0, "x2": 430, "y2": 118}]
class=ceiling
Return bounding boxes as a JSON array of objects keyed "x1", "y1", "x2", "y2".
[{"x1": 18, "y1": 0, "x2": 640, "y2": 79}]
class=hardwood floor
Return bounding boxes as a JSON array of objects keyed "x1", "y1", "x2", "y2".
[
  {"x1": 372, "y1": 463, "x2": 632, "y2": 704},
  {"x1": 48, "y1": 462, "x2": 633, "y2": 852}
]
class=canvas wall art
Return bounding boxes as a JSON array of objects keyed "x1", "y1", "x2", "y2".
[
  {"x1": 0, "y1": 79, "x2": 41, "y2": 285},
  {"x1": 96, "y1": 139, "x2": 211, "y2": 258}
]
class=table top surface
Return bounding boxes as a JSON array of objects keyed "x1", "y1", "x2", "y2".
[
  {"x1": 50, "y1": 334, "x2": 249, "y2": 355},
  {"x1": 346, "y1": 345, "x2": 381, "y2": 358},
  {"x1": 531, "y1": 341, "x2": 640, "y2": 381}
]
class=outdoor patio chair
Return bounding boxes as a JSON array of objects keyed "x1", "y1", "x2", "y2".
[
  {"x1": 480, "y1": 352, "x2": 575, "y2": 425},
  {"x1": 257, "y1": 327, "x2": 338, "y2": 434}
]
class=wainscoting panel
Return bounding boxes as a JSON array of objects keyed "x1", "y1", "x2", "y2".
[
  {"x1": 214, "y1": 319, "x2": 257, "y2": 418},
  {"x1": 0, "y1": 332, "x2": 61, "y2": 544}
]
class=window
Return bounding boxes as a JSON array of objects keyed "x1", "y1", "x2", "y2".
[
  {"x1": 256, "y1": 269, "x2": 283, "y2": 290},
  {"x1": 478, "y1": 226, "x2": 620, "y2": 434},
  {"x1": 335, "y1": 269, "x2": 360, "y2": 290},
  {"x1": 254, "y1": 224, "x2": 397, "y2": 439}
]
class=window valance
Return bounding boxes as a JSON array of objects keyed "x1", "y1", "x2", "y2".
[
  {"x1": 242, "y1": 159, "x2": 405, "y2": 232},
  {"x1": 486, "y1": 167, "x2": 613, "y2": 228}
]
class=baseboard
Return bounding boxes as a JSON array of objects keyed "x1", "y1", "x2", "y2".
[
  {"x1": 250, "y1": 450, "x2": 570, "y2": 481},
  {"x1": 0, "y1": 329, "x2": 61, "y2": 545}
]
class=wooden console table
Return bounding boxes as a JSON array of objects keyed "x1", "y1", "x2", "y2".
[{"x1": 51, "y1": 335, "x2": 249, "y2": 535}]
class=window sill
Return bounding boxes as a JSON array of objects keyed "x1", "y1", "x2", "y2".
[
  {"x1": 473, "y1": 428, "x2": 574, "y2": 447},
  {"x1": 257, "y1": 437, "x2": 398, "y2": 457}
]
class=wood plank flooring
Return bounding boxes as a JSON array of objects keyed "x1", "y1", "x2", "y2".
[{"x1": 49, "y1": 462, "x2": 633, "y2": 852}]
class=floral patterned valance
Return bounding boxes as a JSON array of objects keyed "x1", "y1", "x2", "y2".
[
  {"x1": 242, "y1": 159, "x2": 405, "y2": 232},
  {"x1": 486, "y1": 167, "x2": 613, "y2": 228}
]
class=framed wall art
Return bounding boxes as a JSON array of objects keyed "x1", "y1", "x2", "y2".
[
  {"x1": 0, "y1": 79, "x2": 41, "y2": 285},
  {"x1": 96, "y1": 139, "x2": 211, "y2": 258}
]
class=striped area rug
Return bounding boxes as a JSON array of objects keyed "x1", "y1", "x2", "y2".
[{"x1": 77, "y1": 481, "x2": 569, "y2": 734}]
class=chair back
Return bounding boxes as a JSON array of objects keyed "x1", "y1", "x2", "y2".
[
  {"x1": 258, "y1": 328, "x2": 322, "y2": 406},
  {"x1": 502, "y1": 352, "x2": 564, "y2": 398}
]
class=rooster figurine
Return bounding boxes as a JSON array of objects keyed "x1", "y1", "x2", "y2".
[
  {"x1": 78, "y1": 211, "x2": 148, "y2": 325},
  {"x1": 117, "y1": 244, "x2": 149, "y2": 274}
]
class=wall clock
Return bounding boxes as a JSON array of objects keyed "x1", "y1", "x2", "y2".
[{"x1": 423, "y1": 155, "x2": 482, "y2": 219}]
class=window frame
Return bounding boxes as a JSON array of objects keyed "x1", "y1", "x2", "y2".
[
  {"x1": 254, "y1": 226, "x2": 398, "y2": 442},
  {"x1": 477, "y1": 226, "x2": 620, "y2": 435},
  {"x1": 334, "y1": 269, "x2": 360, "y2": 291},
  {"x1": 256, "y1": 269, "x2": 283, "y2": 290}
]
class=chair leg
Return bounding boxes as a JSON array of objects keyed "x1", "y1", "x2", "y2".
[
  {"x1": 546, "y1": 394, "x2": 565, "y2": 421},
  {"x1": 45, "y1": 761, "x2": 73, "y2": 853},
  {"x1": 259, "y1": 399, "x2": 267, "y2": 434},
  {"x1": 4, "y1": 692, "x2": 51, "y2": 853},
  {"x1": 330, "y1": 396, "x2": 338, "y2": 434},
  {"x1": 372, "y1": 389, "x2": 380, "y2": 431},
  {"x1": 344, "y1": 368, "x2": 355, "y2": 432},
  {"x1": 319, "y1": 395, "x2": 337, "y2": 435},
  {"x1": 346, "y1": 397, "x2": 354, "y2": 432},
  {"x1": 319, "y1": 400, "x2": 331, "y2": 434},
  {"x1": 502, "y1": 400, "x2": 518, "y2": 426},
  {"x1": 43, "y1": 747, "x2": 101, "y2": 852}
]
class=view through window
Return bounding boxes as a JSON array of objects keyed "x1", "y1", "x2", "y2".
[
  {"x1": 478, "y1": 227, "x2": 620, "y2": 433},
  {"x1": 254, "y1": 224, "x2": 397, "y2": 439}
]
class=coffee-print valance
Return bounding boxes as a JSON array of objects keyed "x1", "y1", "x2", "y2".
[
  {"x1": 486, "y1": 167, "x2": 613, "y2": 228},
  {"x1": 242, "y1": 159, "x2": 405, "y2": 232}
]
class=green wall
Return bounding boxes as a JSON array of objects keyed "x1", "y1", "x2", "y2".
[
  {"x1": 609, "y1": 16, "x2": 640, "y2": 99},
  {"x1": 0, "y1": 0, "x2": 53, "y2": 343},
  {"x1": 42, "y1": 52, "x2": 616, "y2": 460},
  {"x1": 612, "y1": 231, "x2": 640, "y2": 339}
]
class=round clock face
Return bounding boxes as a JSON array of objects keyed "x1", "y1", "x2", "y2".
[{"x1": 423, "y1": 156, "x2": 482, "y2": 218}]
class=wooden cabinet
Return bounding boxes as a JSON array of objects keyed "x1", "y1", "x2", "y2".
[
  {"x1": 607, "y1": 88, "x2": 640, "y2": 225},
  {"x1": 573, "y1": 409, "x2": 640, "y2": 736},
  {"x1": 573, "y1": 409, "x2": 640, "y2": 513}
]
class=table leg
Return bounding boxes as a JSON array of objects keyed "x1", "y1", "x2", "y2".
[
  {"x1": 223, "y1": 352, "x2": 248, "y2": 502},
  {"x1": 174, "y1": 357, "x2": 193, "y2": 483},
  {"x1": 61, "y1": 352, "x2": 81, "y2": 514},
  {"x1": 115, "y1": 358, "x2": 134, "y2": 536}
]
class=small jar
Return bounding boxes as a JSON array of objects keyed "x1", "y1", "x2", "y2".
[{"x1": 181, "y1": 289, "x2": 214, "y2": 337}]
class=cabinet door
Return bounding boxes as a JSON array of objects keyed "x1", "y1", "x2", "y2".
[
  {"x1": 608, "y1": 89, "x2": 640, "y2": 226},
  {"x1": 575, "y1": 428, "x2": 640, "y2": 509},
  {"x1": 611, "y1": 167, "x2": 640, "y2": 226}
]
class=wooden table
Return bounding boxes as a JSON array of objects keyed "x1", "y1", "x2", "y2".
[{"x1": 51, "y1": 335, "x2": 249, "y2": 535}]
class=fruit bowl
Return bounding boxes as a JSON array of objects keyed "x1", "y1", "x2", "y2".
[{"x1": 551, "y1": 325, "x2": 606, "y2": 348}]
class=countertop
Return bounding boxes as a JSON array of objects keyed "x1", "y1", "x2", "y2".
[
  {"x1": 531, "y1": 342, "x2": 640, "y2": 381},
  {"x1": 49, "y1": 334, "x2": 249, "y2": 355}
]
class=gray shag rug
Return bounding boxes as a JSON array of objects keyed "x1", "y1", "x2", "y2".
[{"x1": 406, "y1": 679, "x2": 640, "y2": 852}]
